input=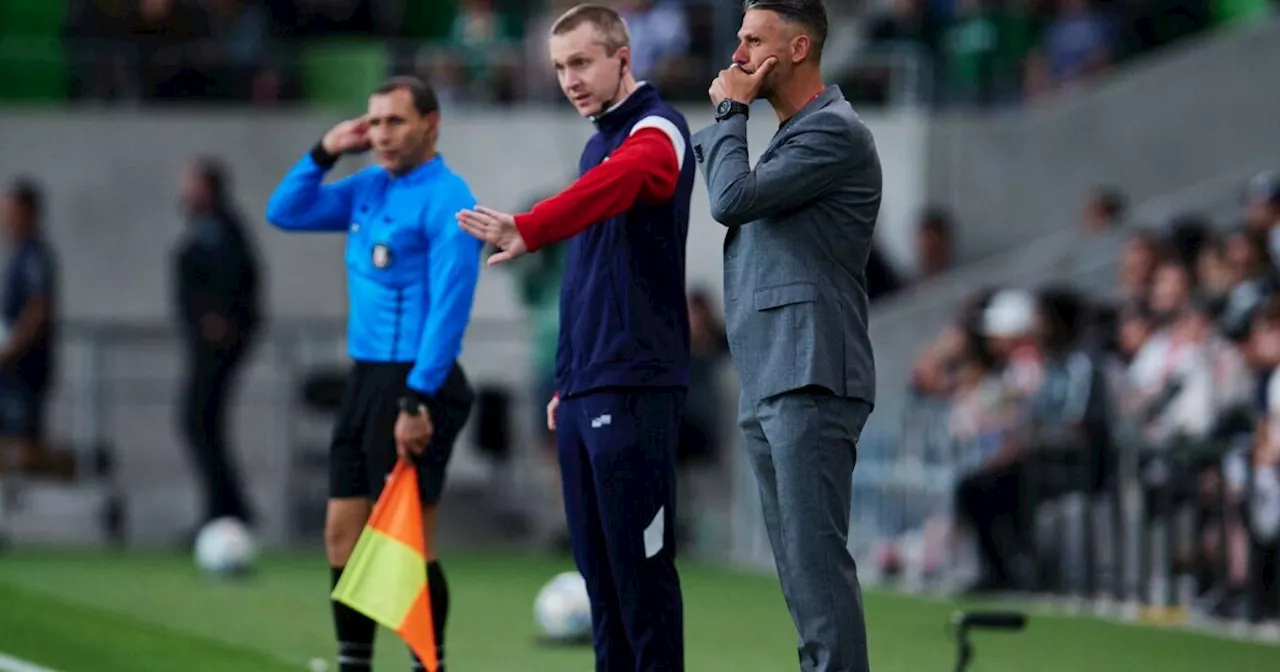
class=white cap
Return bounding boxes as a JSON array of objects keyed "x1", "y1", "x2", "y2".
[{"x1": 982, "y1": 289, "x2": 1036, "y2": 338}]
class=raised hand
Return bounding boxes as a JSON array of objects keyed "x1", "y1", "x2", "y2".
[{"x1": 321, "y1": 117, "x2": 372, "y2": 155}]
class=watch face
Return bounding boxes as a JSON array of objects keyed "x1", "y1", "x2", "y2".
[{"x1": 717, "y1": 100, "x2": 733, "y2": 117}]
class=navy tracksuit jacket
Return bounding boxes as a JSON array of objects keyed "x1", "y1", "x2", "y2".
[{"x1": 513, "y1": 83, "x2": 694, "y2": 671}]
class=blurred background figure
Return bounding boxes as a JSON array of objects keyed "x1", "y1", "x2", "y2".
[
  {"x1": 505, "y1": 191, "x2": 569, "y2": 549},
  {"x1": 172, "y1": 158, "x2": 262, "y2": 533},
  {"x1": 613, "y1": 0, "x2": 693, "y2": 93},
  {"x1": 677, "y1": 288, "x2": 728, "y2": 548},
  {"x1": 0, "y1": 179, "x2": 59, "y2": 479}
]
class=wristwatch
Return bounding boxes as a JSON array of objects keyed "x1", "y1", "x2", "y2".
[
  {"x1": 397, "y1": 394, "x2": 429, "y2": 416},
  {"x1": 715, "y1": 99, "x2": 750, "y2": 122}
]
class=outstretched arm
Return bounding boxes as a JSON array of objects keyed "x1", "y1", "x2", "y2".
[{"x1": 514, "y1": 118, "x2": 684, "y2": 251}]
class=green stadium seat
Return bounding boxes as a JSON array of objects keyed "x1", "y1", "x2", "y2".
[
  {"x1": 403, "y1": 0, "x2": 457, "y2": 39},
  {"x1": 1214, "y1": 0, "x2": 1275, "y2": 25},
  {"x1": 0, "y1": 37, "x2": 67, "y2": 102},
  {"x1": 0, "y1": 0, "x2": 67, "y2": 38},
  {"x1": 299, "y1": 41, "x2": 391, "y2": 111}
]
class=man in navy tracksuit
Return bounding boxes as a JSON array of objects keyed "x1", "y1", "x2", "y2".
[
  {"x1": 457, "y1": 5, "x2": 693, "y2": 670},
  {"x1": 266, "y1": 77, "x2": 481, "y2": 672}
]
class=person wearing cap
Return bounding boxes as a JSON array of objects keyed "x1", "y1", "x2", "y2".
[
  {"x1": 1245, "y1": 170, "x2": 1280, "y2": 264},
  {"x1": 982, "y1": 288, "x2": 1044, "y2": 400},
  {"x1": 1246, "y1": 170, "x2": 1280, "y2": 233},
  {"x1": 266, "y1": 76, "x2": 481, "y2": 672}
]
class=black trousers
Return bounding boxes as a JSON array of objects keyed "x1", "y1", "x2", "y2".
[
  {"x1": 955, "y1": 461, "x2": 1030, "y2": 585},
  {"x1": 180, "y1": 339, "x2": 253, "y2": 526}
]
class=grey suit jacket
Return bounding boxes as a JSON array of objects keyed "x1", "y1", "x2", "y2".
[{"x1": 692, "y1": 85, "x2": 880, "y2": 405}]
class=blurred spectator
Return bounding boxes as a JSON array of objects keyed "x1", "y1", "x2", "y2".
[
  {"x1": 172, "y1": 159, "x2": 262, "y2": 531},
  {"x1": 867, "y1": 0, "x2": 942, "y2": 52},
  {"x1": 953, "y1": 288, "x2": 1043, "y2": 592},
  {"x1": 681, "y1": 289, "x2": 728, "y2": 468},
  {"x1": 916, "y1": 206, "x2": 955, "y2": 280},
  {"x1": 1119, "y1": 0, "x2": 1214, "y2": 57},
  {"x1": 293, "y1": 0, "x2": 375, "y2": 36},
  {"x1": 865, "y1": 244, "x2": 905, "y2": 302},
  {"x1": 613, "y1": 0, "x2": 693, "y2": 92},
  {"x1": 204, "y1": 0, "x2": 278, "y2": 104},
  {"x1": 936, "y1": 0, "x2": 1037, "y2": 106},
  {"x1": 447, "y1": 0, "x2": 523, "y2": 103},
  {"x1": 135, "y1": 0, "x2": 213, "y2": 101},
  {"x1": 1113, "y1": 229, "x2": 1160, "y2": 305},
  {"x1": 0, "y1": 179, "x2": 60, "y2": 479},
  {"x1": 1024, "y1": 0, "x2": 1115, "y2": 99},
  {"x1": 506, "y1": 215, "x2": 566, "y2": 456},
  {"x1": 915, "y1": 172, "x2": 1280, "y2": 612},
  {"x1": 1148, "y1": 257, "x2": 1192, "y2": 324},
  {"x1": 1195, "y1": 236, "x2": 1236, "y2": 316},
  {"x1": 504, "y1": 190, "x2": 569, "y2": 549},
  {"x1": 985, "y1": 289, "x2": 1045, "y2": 398},
  {"x1": 1244, "y1": 170, "x2": 1280, "y2": 241},
  {"x1": 1082, "y1": 185, "x2": 1127, "y2": 232},
  {"x1": 1216, "y1": 227, "x2": 1275, "y2": 341}
]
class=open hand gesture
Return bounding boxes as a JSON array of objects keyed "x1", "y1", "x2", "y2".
[{"x1": 456, "y1": 206, "x2": 529, "y2": 266}]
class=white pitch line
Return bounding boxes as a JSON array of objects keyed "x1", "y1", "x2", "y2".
[{"x1": 0, "y1": 653, "x2": 60, "y2": 672}]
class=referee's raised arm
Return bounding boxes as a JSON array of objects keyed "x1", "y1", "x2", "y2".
[
  {"x1": 265, "y1": 118, "x2": 372, "y2": 232},
  {"x1": 265, "y1": 76, "x2": 480, "y2": 672}
]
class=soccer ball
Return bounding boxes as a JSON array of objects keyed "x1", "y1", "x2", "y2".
[
  {"x1": 533, "y1": 571, "x2": 592, "y2": 643},
  {"x1": 193, "y1": 517, "x2": 256, "y2": 578}
]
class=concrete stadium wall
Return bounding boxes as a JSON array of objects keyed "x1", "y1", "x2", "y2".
[
  {"x1": 0, "y1": 104, "x2": 929, "y2": 326},
  {"x1": 928, "y1": 19, "x2": 1280, "y2": 264},
  {"x1": 0, "y1": 104, "x2": 929, "y2": 548}
]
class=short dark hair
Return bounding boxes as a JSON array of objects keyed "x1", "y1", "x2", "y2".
[
  {"x1": 7, "y1": 178, "x2": 43, "y2": 223},
  {"x1": 743, "y1": 0, "x2": 828, "y2": 62},
  {"x1": 194, "y1": 157, "x2": 229, "y2": 203},
  {"x1": 919, "y1": 206, "x2": 953, "y2": 239},
  {"x1": 373, "y1": 76, "x2": 439, "y2": 116},
  {"x1": 1093, "y1": 186, "x2": 1127, "y2": 218}
]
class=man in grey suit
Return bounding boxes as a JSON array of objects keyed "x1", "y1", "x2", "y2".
[{"x1": 690, "y1": 1, "x2": 881, "y2": 670}]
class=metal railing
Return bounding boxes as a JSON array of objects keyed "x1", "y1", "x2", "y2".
[
  {"x1": 35, "y1": 317, "x2": 549, "y2": 547},
  {"x1": 848, "y1": 392, "x2": 1280, "y2": 630}
]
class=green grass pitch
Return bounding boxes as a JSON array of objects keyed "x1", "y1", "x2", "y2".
[{"x1": 0, "y1": 550, "x2": 1276, "y2": 671}]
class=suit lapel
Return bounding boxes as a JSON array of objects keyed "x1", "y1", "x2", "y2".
[{"x1": 760, "y1": 86, "x2": 844, "y2": 159}]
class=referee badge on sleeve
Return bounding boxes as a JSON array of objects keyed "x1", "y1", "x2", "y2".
[{"x1": 372, "y1": 243, "x2": 393, "y2": 269}]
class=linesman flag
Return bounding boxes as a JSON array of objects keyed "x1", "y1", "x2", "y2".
[{"x1": 331, "y1": 459, "x2": 438, "y2": 671}]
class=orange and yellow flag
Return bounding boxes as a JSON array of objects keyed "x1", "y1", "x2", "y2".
[{"x1": 331, "y1": 459, "x2": 438, "y2": 671}]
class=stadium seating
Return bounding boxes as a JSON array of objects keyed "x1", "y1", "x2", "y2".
[
  {"x1": 298, "y1": 41, "x2": 390, "y2": 110},
  {"x1": 0, "y1": 0, "x2": 66, "y2": 102}
]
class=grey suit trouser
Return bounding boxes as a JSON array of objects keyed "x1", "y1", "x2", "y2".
[{"x1": 739, "y1": 387, "x2": 873, "y2": 672}]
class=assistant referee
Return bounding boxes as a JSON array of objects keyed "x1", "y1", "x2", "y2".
[{"x1": 266, "y1": 76, "x2": 482, "y2": 672}]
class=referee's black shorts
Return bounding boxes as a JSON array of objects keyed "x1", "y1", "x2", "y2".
[{"x1": 329, "y1": 361, "x2": 474, "y2": 504}]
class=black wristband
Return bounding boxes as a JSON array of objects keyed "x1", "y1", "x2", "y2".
[
  {"x1": 398, "y1": 391, "x2": 432, "y2": 416},
  {"x1": 310, "y1": 141, "x2": 339, "y2": 170}
]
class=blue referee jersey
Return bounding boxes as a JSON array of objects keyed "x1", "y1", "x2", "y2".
[{"x1": 265, "y1": 151, "x2": 482, "y2": 397}]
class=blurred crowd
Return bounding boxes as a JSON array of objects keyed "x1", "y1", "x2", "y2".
[
  {"x1": 903, "y1": 171, "x2": 1280, "y2": 619},
  {"x1": 47, "y1": 0, "x2": 1278, "y2": 108},
  {"x1": 61, "y1": 0, "x2": 723, "y2": 106},
  {"x1": 859, "y1": 0, "x2": 1277, "y2": 107}
]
